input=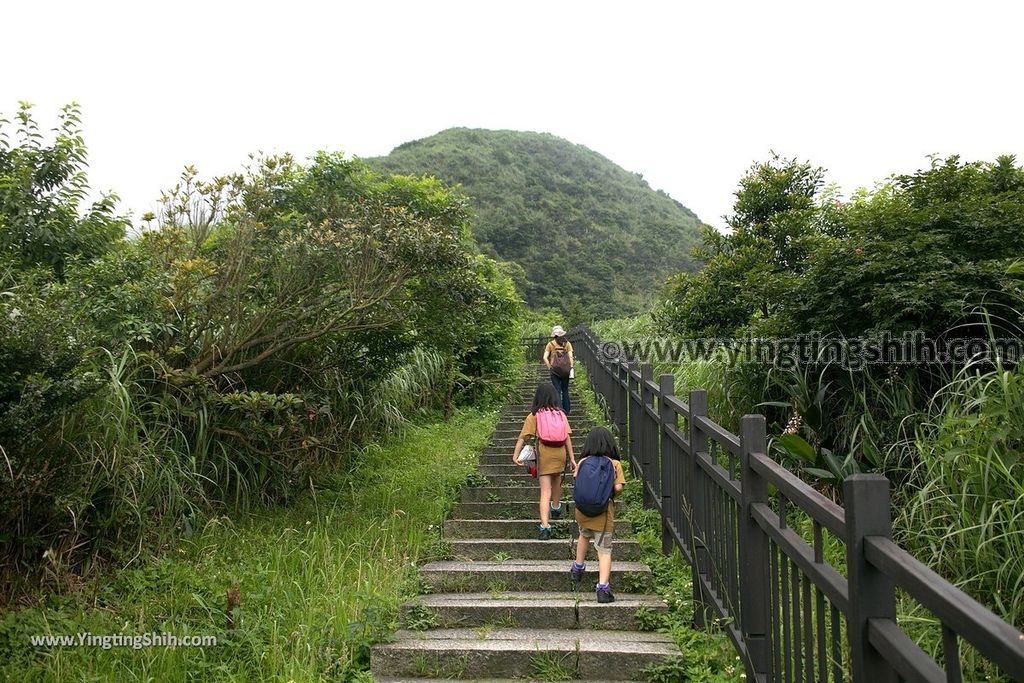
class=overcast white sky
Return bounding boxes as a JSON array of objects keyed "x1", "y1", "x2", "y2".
[{"x1": 3, "y1": 1, "x2": 1022, "y2": 230}]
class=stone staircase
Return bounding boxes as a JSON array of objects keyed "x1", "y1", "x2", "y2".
[{"x1": 371, "y1": 366, "x2": 680, "y2": 682}]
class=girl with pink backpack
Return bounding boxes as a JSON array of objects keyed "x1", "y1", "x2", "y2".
[{"x1": 512, "y1": 383, "x2": 576, "y2": 539}]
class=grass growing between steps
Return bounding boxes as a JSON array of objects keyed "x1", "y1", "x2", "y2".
[
  {"x1": 573, "y1": 364, "x2": 742, "y2": 682},
  {"x1": 0, "y1": 409, "x2": 497, "y2": 683}
]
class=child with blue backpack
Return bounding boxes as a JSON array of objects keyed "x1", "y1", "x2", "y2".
[
  {"x1": 512, "y1": 383, "x2": 576, "y2": 540},
  {"x1": 570, "y1": 427, "x2": 625, "y2": 603}
]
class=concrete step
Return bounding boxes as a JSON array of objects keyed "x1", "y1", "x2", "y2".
[
  {"x1": 477, "y1": 452, "x2": 552, "y2": 464},
  {"x1": 488, "y1": 435, "x2": 595, "y2": 446},
  {"x1": 419, "y1": 560, "x2": 653, "y2": 593},
  {"x1": 400, "y1": 591, "x2": 668, "y2": 630},
  {"x1": 493, "y1": 425, "x2": 591, "y2": 433},
  {"x1": 444, "y1": 519, "x2": 633, "y2": 540},
  {"x1": 478, "y1": 463, "x2": 572, "y2": 477},
  {"x1": 486, "y1": 438, "x2": 585, "y2": 448},
  {"x1": 498, "y1": 414, "x2": 592, "y2": 424},
  {"x1": 467, "y1": 473, "x2": 575, "y2": 487},
  {"x1": 371, "y1": 628, "x2": 678, "y2": 680},
  {"x1": 475, "y1": 458, "x2": 572, "y2": 470},
  {"x1": 460, "y1": 486, "x2": 570, "y2": 502},
  {"x1": 491, "y1": 423, "x2": 598, "y2": 434},
  {"x1": 449, "y1": 537, "x2": 640, "y2": 562},
  {"x1": 453, "y1": 500, "x2": 624, "y2": 520},
  {"x1": 377, "y1": 678, "x2": 637, "y2": 683},
  {"x1": 481, "y1": 446, "x2": 580, "y2": 458},
  {"x1": 496, "y1": 414, "x2": 595, "y2": 423},
  {"x1": 498, "y1": 407, "x2": 590, "y2": 416}
]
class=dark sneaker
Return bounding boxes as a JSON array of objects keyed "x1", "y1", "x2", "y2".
[
  {"x1": 596, "y1": 585, "x2": 615, "y2": 603},
  {"x1": 550, "y1": 504, "x2": 563, "y2": 520},
  {"x1": 538, "y1": 526, "x2": 552, "y2": 540},
  {"x1": 570, "y1": 562, "x2": 585, "y2": 584}
]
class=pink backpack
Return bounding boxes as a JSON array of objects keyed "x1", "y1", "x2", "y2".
[{"x1": 536, "y1": 407, "x2": 569, "y2": 446}]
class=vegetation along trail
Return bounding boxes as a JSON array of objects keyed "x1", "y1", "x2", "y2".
[{"x1": 3, "y1": 101, "x2": 1024, "y2": 682}]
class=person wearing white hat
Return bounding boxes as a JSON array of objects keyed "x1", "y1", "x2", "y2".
[{"x1": 543, "y1": 325, "x2": 574, "y2": 414}]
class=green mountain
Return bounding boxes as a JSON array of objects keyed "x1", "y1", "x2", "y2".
[{"x1": 368, "y1": 128, "x2": 703, "y2": 318}]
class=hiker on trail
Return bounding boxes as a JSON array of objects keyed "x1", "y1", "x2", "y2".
[
  {"x1": 570, "y1": 427, "x2": 626, "y2": 604},
  {"x1": 544, "y1": 325, "x2": 573, "y2": 415},
  {"x1": 511, "y1": 383, "x2": 576, "y2": 540}
]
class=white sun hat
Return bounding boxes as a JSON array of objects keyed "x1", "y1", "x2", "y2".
[{"x1": 551, "y1": 325, "x2": 566, "y2": 337}]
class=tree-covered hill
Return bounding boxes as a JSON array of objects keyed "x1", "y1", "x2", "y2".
[{"x1": 368, "y1": 128, "x2": 703, "y2": 318}]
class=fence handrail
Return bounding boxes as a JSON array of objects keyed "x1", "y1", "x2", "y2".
[{"x1": 558, "y1": 326, "x2": 1024, "y2": 683}]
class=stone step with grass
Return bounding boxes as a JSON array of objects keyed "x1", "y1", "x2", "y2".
[
  {"x1": 452, "y1": 500, "x2": 625, "y2": 520},
  {"x1": 490, "y1": 422, "x2": 599, "y2": 435},
  {"x1": 485, "y1": 437, "x2": 587, "y2": 449},
  {"x1": 400, "y1": 591, "x2": 668, "y2": 630},
  {"x1": 462, "y1": 473, "x2": 585, "y2": 487},
  {"x1": 419, "y1": 560, "x2": 654, "y2": 594},
  {"x1": 371, "y1": 628, "x2": 679, "y2": 681},
  {"x1": 443, "y1": 518, "x2": 634, "y2": 539},
  {"x1": 494, "y1": 416, "x2": 597, "y2": 426},
  {"x1": 459, "y1": 485, "x2": 571, "y2": 503},
  {"x1": 371, "y1": 364, "x2": 680, "y2": 682},
  {"x1": 377, "y1": 679, "x2": 636, "y2": 683},
  {"x1": 498, "y1": 412, "x2": 591, "y2": 422},
  {"x1": 480, "y1": 447, "x2": 582, "y2": 459},
  {"x1": 448, "y1": 537, "x2": 640, "y2": 561},
  {"x1": 477, "y1": 463, "x2": 572, "y2": 477},
  {"x1": 474, "y1": 456, "x2": 605, "y2": 470}
]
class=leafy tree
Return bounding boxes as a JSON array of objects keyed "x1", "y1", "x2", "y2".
[
  {"x1": 144, "y1": 156, "x2": 470, "y2": 385},
  {"x1": 654, "y1": 153, "x2": 1024, "y2": 478},
  {"x1": 0, "y1": 102, "x2": 127, "y2": 280},
  {"x1": 0, "y1": 104, "x2": 129, "y2": 458},
  {"x1": 783, "y1": 155, "x2": 1024, "y2": 339},
  {"x1": 657, "y1": 155, "x2": 827, "y2": 336},
  {"x1": 0, "y1": 108, "x2": 525, "y2": 579}
]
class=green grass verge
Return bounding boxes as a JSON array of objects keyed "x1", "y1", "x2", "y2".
[{"x1": 0, "y1": 408, "x2": 497, "y2": 682}]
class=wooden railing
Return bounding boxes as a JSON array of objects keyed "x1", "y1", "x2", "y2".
[
  {"x1": 562, "y1": 326, "x2": 1024, "y2": 683},
  {"x1": 522, "y1": 336, "x2": 549, "y2": 363}
]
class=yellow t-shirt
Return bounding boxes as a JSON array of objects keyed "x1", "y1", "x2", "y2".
[
  {"x1": 545, "y1": 340, "x2": 573, "y2": 365},
  {"x1": 574, "y1": 457, "x2": 626, "y2": 532}
]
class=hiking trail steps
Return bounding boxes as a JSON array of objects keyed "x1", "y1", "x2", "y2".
[{"x1": 371, "y1": 365, "x2": 680, "y2": 682}]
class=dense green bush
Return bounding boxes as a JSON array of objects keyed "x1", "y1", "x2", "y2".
[
  {"x1": 656, "y1": 154, "x2": 1024, "y2": 472},
  {"x1": 643, "y1": 153, "x2": 1024, "y2": 630},
  {"x1": 0, "y1": 106, "x2": 523, "y2": 589}
]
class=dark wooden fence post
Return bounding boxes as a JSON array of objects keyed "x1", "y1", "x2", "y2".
[
  {"x1": 844, "y1": 474, "x2": 898, "y2": 682},
  {"x1": 739, "y1": 414, "x2": 771, "y2": 678},
  {"x1": 614, "y1": 361, "x2": 628, "y2": 446},
  {"x1": 688, "y1": 389, "x2": 710, "y2": 628},
  {"x1": 659, "y1": 373, "x2": 675, "y2": 555},
  {"x1": 627, "y1": 362, "x2": 640, "y2": 470},
  {"x1": 640, "y1": 363, "x2": 655, "y2": 507}
]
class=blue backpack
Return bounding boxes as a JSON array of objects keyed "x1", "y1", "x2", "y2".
[{"x1": 573, "y1": 456, "x2": 615, "y2": 517}]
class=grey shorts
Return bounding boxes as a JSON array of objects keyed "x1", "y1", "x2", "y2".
[{"x1": 580, "y1": 526, "x2": 614, "y2": 555}]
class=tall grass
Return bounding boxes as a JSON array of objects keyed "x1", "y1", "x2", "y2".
[
  {"x1": 592, "y1": 315, "x2": 752, "y2": 429},
  {"x1": 338, "y1": 347, "x2": 452, "y2": 443},
  {"x1": 897, "y1": 359, "x2": 1024, "y2": 628},
  {"x1": 0, "y1": 409, "x2": 497, "y2": 681},
  {"x1": 592, "y1": 313, "x2": 1024, "y2": 673},
  {"x1": 3, "y1": 344, "x2": 466, "y2": 597}
]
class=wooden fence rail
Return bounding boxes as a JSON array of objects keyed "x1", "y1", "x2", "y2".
[{"x1": 522, "y1": 329, "x2": 1024, "y2": 682}]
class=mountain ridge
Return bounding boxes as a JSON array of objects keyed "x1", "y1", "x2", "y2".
[{"x1": 368, "y1": 127, "x2": 703, "y2": 317}]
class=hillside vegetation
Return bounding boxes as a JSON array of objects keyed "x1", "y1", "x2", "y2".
[
  {"x1": 598, "y1": 153, "x2": 1024, "y2": 672},
  {"x1": 0, "y1": 104, "x2": 523, "y2": 593},
  {"x1": 369, "y1": 128, "x2": 703, "y2": 318}
]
